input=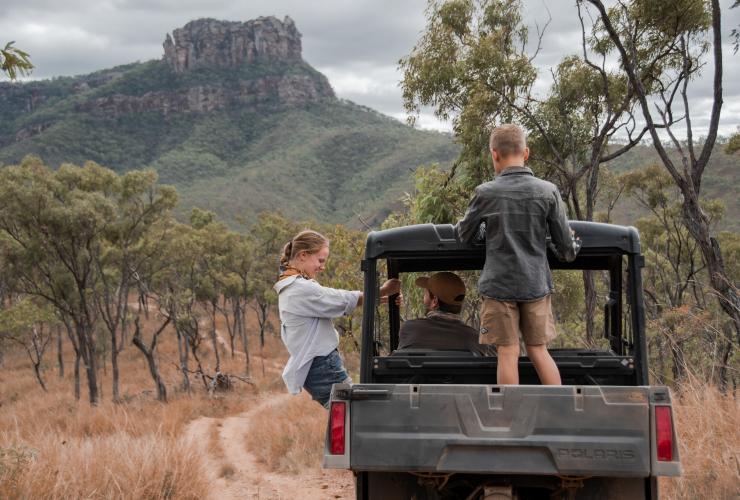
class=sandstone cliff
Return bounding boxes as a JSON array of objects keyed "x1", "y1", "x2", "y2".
[
  {"x1": 163, "y1": 16, "x2": 302, "y2": 73},
  {"x1": 76, "y1": 16, "x2": 335, "y2": 117}
]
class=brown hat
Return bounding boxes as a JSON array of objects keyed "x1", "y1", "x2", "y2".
[{"x1": 415, "y1": 272, "x2": 466, "y2": 306}]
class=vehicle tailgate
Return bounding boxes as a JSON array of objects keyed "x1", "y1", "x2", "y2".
[{"x1": 345, "y1": 384, "x2": 672, "y2": 477}]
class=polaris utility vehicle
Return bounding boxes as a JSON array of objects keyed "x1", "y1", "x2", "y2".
[{"x1": 323, "y1": 222, "x2": 681, "y2": 500}]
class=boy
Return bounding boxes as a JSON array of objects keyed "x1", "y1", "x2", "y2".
[{"x1": 456, "y1": 124, "x2": 580, "y2": 385}]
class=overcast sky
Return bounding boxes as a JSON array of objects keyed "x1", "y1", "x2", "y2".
[{"x1": 2, "y1": 0, "x2": 739, "y2": 137}]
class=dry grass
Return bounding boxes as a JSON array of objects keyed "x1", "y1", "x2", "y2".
[
  {"x1": 246, "y1": 393, "x2": 327, "y2": 474},
  {"x1": 0, "y1": 304, "x2": 281, "y2": 499},
  {"x1": 0, "y1": 360, "x2": 252, "y2": 499},
  {"x1": 0, "y1": 430, "x2": 208, "y2": 499},
  {"x1": 660, "y1": 382, "x2": 740, "y2": 499}
]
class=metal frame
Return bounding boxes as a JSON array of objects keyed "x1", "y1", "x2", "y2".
[{"x1": 360, "y1": 240, "x2": 649, "y2": 386}]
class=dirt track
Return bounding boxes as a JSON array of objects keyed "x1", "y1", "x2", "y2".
[{"x1": 183, "y1": 393, "x2": 355, "y2": 499}]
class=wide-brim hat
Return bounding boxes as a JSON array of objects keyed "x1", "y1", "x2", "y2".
[{"x1": 414, "y1": 272, "x2": 466, "y2": 306}]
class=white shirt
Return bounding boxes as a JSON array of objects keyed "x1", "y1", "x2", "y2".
[{"x1": 273, "y1": 275, "x2": 361, "y2": 394}]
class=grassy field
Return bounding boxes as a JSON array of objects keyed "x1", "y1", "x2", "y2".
[{"x1": 0, "y1": 304, "x2": 737, "y2": 499}]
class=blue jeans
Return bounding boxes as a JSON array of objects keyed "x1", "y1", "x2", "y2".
[{"x1": 303, "y1": 349, "x2": 352, "y2": 408}]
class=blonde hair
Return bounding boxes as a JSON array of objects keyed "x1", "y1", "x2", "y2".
[
  {"x1": 489, "y1": 123, "x2": 526, "y2": 158},
  {"x1": 280, "y1": 230, "x2": 329, "y2": 267}
]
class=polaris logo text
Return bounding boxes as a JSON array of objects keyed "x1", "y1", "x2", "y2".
[{"x1": 557, "y1": 448, "x2": 635, "y2": 460}]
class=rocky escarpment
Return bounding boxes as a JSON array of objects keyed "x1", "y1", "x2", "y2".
[
  {"x1": 164, "y1": 16, "x2": 302, "y2": 73},
  {"x1": 75, "y1": 16, "x2": 334, "y2": 118}
]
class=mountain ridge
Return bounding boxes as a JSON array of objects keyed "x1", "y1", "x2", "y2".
[{"x1": 0, "y1": 16, "x2": 458, "y2": 227}]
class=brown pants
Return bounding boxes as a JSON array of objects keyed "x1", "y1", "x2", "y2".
[{"x1": 479, "y1": 295, "x2": 556, "y2": 346}]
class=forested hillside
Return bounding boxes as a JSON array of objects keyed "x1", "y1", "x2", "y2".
[{"x1": 0, "y1": 17, "x2": 457, "y2": 227}]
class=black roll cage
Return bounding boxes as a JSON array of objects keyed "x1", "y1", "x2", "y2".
[{"x1": 359, "y1": 222, "x2": 649, "y2": 385}]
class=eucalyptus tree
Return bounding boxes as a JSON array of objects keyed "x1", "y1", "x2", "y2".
[
  {"x1": 190, "y1": 209, "x2": 233, "y2": 376},
  {"x1": 399, "y1": 0, "x2": 667, "y2": 340},
  {"x1": 622, "y1": 164, "x2": 726, "y2": 383},
  {"x1": 0, "y1": 298, "x2": 56, "y2": 391},
  {"x1": 586, "y1": 0, "x2": 740, "y2": 347},
  {"x1": 92, "y1": 170, "x2": 178, "y2": 402},
  {"x1": 147, "y1": 220, "x2": 204, "y2": 392},
  {"x1": 218, "y1": 234, "x2": 252, "y2": 375},
  {"x1": 0, "y1": 157, "x2": 115, "y2": 404}
]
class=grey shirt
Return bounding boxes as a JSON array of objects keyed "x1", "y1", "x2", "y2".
[{"x1": 456, "y1": 166, "x2": 580, "y2": 302}]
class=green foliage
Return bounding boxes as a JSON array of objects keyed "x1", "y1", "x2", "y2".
[
  {"x1": 0, "y1": 42, "x2": 33, "y2": 80},
  {"x1": 401, "y1": 0, "x2": 535, "y2": 185},
  {"x1": 0, "y1": 299, "x2": 55, "y2": 337},
  {"x1": 0, "y1": 156, "x2": 179, "y2": 403}
]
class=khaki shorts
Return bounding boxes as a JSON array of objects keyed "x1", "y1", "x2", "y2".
[{"x1": 479, "y1": 295, "x2": 556, "y2": 346}]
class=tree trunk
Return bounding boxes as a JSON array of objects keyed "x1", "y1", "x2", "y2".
[
  {"x1": 32, "y1": 361, "x2": 47, "y2": 391},
  {"x1": 56, "y1": 324, "x2": 64, "y2": 378},
  {"x1": 176, "y1": 327, "x2": 191, "y2": 393},
  {"x1": 683, "y1": 204, "x2": 740, "y2": 347},
  {"x1": 210, "y1": 304, "x2": 221, "y2": 372},
  {"x1": 132, "y1": 317, "x2": 170, "y2": 403},
  {"x1": 257, "y1": 301, "x2": 268, "y2": 348},
  {"x1": 78, "y1": 323, "x2": 99, "y2": 405},
  {"x1": 223, "y1": 296, "x2": 236, "y2": 358},
  {"x1": 237, "y1": 303, "x2": 250, "y2": 376},
  {"x1": 74, "y1": 351, "x2": 81, "y2": 400},
  {"x1": 121, "y1": 304, "x2": 129, "y2": 346},
  {"x1": 111, "y1": 329, "x2": 120, "y2": 403}
]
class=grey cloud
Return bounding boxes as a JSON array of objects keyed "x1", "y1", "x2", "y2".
[{"x1": 1, "y1": 0, "x2": 738, "y2": 135}]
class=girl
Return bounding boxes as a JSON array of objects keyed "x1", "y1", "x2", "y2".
[{"x1": 274, "y1": 229, "x2": 400, "y2": 407}]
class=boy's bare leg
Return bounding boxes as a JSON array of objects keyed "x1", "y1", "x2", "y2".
[
  {"x1": 526, "y1": 344, "x2": 561, "y2": 385},
  {"x1": 496, "y1": 343, "x2": 520, "y2": 384}
]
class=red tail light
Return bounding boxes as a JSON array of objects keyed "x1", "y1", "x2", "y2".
[
  {"x1": 330, "y1": 402, "x2": 346, "y2": 455},
  {"x1": 655, "y1": 406, "x2": 673, "y2": 461}
]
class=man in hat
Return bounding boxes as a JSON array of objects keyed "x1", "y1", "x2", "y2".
[{"x1": 397, "y1": 272, "x2": 491, "y2": 356}]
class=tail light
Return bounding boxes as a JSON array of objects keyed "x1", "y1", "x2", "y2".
[
  {"x1": 655, "y1": 406, "x2": 674, "y2": 461},
  {"x1": 330, "y1": 401, "x2": 346, "y2": 455}
]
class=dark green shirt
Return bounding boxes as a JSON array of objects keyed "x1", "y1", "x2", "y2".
[{"x1": 397, "y1": 311, "x2": 492, "y2": 356}]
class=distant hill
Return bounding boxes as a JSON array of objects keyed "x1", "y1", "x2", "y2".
[{"x1": 0, "y1": 16, "x2": 457, "y2": 227}]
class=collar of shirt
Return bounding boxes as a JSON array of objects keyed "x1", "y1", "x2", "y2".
[
  {"x1": 497, "y1": 166, "x2": 534, "y2": 177},
  {"x1": 426, "y1": 310, "x2": 463, "y2": 322}
]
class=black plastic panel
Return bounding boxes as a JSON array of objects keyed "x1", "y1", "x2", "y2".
[{"x1": 365, "y1": 221, "x2": 641, "y2": 260}]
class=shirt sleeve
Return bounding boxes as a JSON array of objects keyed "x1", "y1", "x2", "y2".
[
  {"x1": 283, "y1": 280, "x2": 361, "y2": 319},
  {"x1": 455, "y1": 187, "x2": 484, "y2": 243},
  {"x1": 547, "y1": 188, "x2": 580, "y2": 262}
]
